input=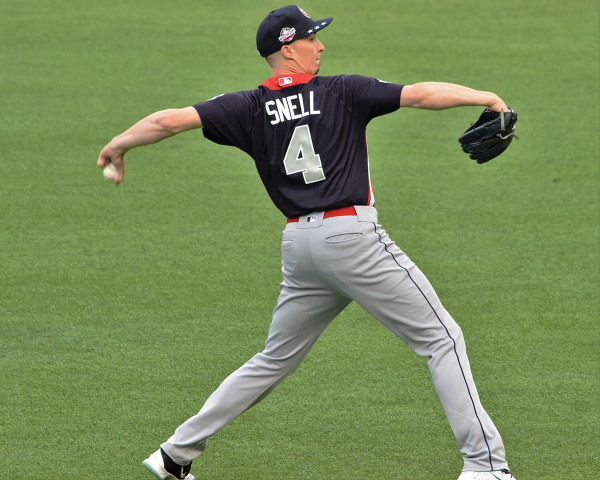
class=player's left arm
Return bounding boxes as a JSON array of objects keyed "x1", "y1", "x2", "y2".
[
  {"x1": 400, "y1": 82, "x2": 508, "y2": 112},
  {"x1": 97, "y1": 106, "x2": 202, "y2": 185}
]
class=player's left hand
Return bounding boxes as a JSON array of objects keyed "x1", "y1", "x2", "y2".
[
  {"x1": 97, "y1": 142, "x2": 125, "y2": 185},
  {"x1": 458, "y1": 108, "x2": 518, "y2": 164}
]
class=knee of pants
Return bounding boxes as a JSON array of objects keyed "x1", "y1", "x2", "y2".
[
  {"x1": 261, "y1": 337, "x2": 315, "y2": 362},
  {"x1": 251, "y1": 350, "x2": 306, "y2": 375},
  {"x1": 426, "y1": 323, "x2": 465, "y2": 357}
]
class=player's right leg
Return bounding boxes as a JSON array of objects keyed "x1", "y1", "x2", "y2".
[{"x1": 156, "y1": 223, "x2": 350, "y2": 468}]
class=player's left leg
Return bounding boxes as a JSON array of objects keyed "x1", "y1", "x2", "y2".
[{"x1": 311, "y1": 211, "x2": 511, "y2": 473}]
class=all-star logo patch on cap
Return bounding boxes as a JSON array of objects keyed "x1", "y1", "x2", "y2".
[{"x1": 256, "y1": 5, "x2": 333, "y2": 57}]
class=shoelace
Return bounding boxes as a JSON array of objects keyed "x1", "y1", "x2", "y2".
[{"x1": 500, "y1": 469, "x2": 514, "y2": 478}]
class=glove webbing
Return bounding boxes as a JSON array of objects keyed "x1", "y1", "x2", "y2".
[{"x1": 498, "y1": 109, "x2": 519, "y2": 141}]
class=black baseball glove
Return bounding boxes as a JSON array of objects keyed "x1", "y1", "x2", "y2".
[{"x1": 458, "y1": 108, "x2": 518, "y2": 164}]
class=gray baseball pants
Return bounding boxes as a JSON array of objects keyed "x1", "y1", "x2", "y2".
[{"x1": 162, "y1": 206, "x2": 508, "y2": 472}]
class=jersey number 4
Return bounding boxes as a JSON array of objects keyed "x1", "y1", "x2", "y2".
[{"x1": 283, "y1": 125, "x2": 326, "y2": 184}]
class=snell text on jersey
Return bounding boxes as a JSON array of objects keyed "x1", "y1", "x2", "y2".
[{"x1": 265, "y1": 91, "x2": 320, "y2": 125}]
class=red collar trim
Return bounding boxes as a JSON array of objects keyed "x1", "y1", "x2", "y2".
[{"x1": 260, "y1": 74, "x2": 315, "y2": 90}]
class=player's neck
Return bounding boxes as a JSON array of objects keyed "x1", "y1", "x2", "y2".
[
  {"x1": 271, "y1": 66, "x2": 310, "y2": 77},
  {"x1": 270, "y1": 58, "x2": 317, "y2": 77}
]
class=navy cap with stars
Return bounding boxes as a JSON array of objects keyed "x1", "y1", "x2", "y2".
[{"x1": 256, "y1": 5, "x2": 333, "y2": 57}]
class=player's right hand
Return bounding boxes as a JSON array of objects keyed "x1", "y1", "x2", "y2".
[{"x1": 97, "y1": 142, "x2": 125, "y2": 185}]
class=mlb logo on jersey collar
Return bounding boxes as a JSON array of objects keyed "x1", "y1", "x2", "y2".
[{"x1": 261, "y1": 73, "x2": 316, "y2": 91}]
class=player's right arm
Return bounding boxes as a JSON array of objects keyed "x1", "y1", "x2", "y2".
[
  {"x1": 400, "y1": 82, "x2": 508, "y2": 112},
  {"x1": 97, "y1": 106, "x2": 202, "y2": 185}
]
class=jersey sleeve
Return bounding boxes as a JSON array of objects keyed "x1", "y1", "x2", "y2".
[
  {"x1": 193, "y1": 91, "x2": 256, "y2": 154},
  {"x1": 337, "y1": 75, "x2": 404, "y2": 123}
]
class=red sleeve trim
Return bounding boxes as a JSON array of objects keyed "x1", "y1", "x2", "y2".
[{"x1": 260, "y1": 74, "x2": 315, "y2": 90}]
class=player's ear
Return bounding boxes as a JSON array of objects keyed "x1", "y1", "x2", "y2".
[{"x1": 281, "y1": 45, "x2": 294, "y2": 59}]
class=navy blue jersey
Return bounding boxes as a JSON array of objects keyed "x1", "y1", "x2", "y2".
[{"x1": 193, "y1": 74, "x2": 403, "y2": 218}]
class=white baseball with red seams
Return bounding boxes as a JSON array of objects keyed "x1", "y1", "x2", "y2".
[{"x1": 103, "y1": 163, "x2": 118, "y2": 182}]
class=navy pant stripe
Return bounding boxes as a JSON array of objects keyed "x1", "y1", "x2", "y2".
[{"x1": 372, "y1": 223, "x2": 494, "y2": 471}]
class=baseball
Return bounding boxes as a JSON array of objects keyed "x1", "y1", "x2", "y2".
[{"x1": 103, "y1": 163, "x2": 118, "y2": 182}]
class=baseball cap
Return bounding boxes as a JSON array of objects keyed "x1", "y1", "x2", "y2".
[{"x1": 256, "y1": 5, "x2": 333, "y2": 57}]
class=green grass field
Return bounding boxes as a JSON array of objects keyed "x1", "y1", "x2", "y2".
[{"x1": 1, "y1": 1, "x2": 598, "y2": 479}]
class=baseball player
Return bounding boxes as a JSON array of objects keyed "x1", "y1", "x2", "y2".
[{"x1": 98, "y1": 6, "x2": 518, "y2": 480}]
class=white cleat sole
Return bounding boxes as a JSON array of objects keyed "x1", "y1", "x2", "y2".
[
  {"x1": 142, "y1": 449, "x2": 196, "y2": 480},
  {"x1": 457, "y1": 470, "x2": 517, "y2": 480}
]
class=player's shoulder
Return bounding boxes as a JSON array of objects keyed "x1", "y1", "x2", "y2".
[
  {"x1": 200, "y1": 87, "x2": 264, "y2": 115},
  {"x1": 313, "y1": 74, "x2": 367, "y2": 86},
  {"x1": 223, "y1": 87, "x2": 264, "y2": 104},
  {"x1": 311, "y1": 74, "x2": 387, "y2": 93}
]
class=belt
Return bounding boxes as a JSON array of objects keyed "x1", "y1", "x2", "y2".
[{"x1": 287, "y1": 206, "x2": 357, "y2": 224}]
